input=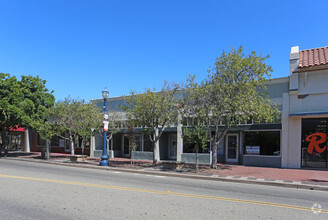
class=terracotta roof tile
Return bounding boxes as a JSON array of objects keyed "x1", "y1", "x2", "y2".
[{"x1": 299, "y1": 46, "x2": 328, "y2": 68}]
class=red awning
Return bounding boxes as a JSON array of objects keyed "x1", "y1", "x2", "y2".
[{"x1": 9, "y1": 127, "x2": 25, "y2": 132}]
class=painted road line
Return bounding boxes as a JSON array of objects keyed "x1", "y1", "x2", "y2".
[{"x1": 0, "y1": 174, "x2": 327, "y2": 214}]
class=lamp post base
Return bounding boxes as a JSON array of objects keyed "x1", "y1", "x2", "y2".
[{"x1": 99, "y1": 155, "x2": 109, "y2": 166}]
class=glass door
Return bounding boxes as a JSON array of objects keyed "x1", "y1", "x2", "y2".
[
  {"x1": 123, "y1": 135, "x2": 130, "y2": 157},
  {"x1": 225, "y1": 134, "x2": 239, "y2": 163}
]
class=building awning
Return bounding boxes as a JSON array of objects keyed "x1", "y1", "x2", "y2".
[
  {"x1": 9, "y1": 127, "x2": 25, "y2": 132},
  {"x1": 289, "y1": 112, "x2": 328, "y2": 118}
]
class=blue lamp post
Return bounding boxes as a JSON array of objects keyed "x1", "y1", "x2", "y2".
[{"x1": 100, "y1": 88, "x2": 109, "y2": 166}]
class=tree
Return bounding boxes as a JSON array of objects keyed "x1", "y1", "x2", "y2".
[
  {"x1": 183, "y1": 125, "x2": 211, "y2": 173},
  {"x1": 127, "y1": 125, "x2": 137, "y2": 168},
  {"x1": 184, "y1": 46, "x2": 279, "y2": 168},
  {"x1": 0, "y1": 73, "x2": 55, "y2": 156},
  {"x1": 35, "y1": 120, "x2": 58, "y2": 160},
  {"x1": 123, "y1": 82, "x2": 179, "y2": 165},
  {"x1": 52, "y1": 98, "x2": 103, "y2": 157},
  {"x1": 51, "y1": 98, "x2": 82, "y2": 155},
  {"x1": 75, "y1": 102, "x2": 103, "y2": 162}
]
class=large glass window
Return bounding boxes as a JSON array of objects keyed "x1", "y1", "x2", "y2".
[
  {"x1": 143, "y1": 134, "x2": 153, "y2": 152},
  {"x1": 302, "y1": 118, "x2": 328, "y2": 168},
  {"x1": 183, "y1": 141, "x2": 210, "y2": 153},
  {"x1": 244, "y1": 131, "x2": 280, "y2": 156}
]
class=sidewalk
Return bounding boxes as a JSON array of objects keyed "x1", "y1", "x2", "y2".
[{"x1": 2, "y1": 151, "x2": 328, "y2": 191}]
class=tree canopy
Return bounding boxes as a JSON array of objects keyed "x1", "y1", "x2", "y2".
[
  {"x1": 51, "y1": 97, "x2": 102, "y2": 155},
  {"x1": 0, "y1": 73, "x2": 55, "y2": 156},
  {"x1": 183, "y1": 46, "x2": 279, "y2": 168},
  {"x1": 123, "y1": 82, "x2": 179, "y2": 165}
]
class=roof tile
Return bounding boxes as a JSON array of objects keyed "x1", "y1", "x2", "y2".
[{"x1": 299, "y1": 46, "x2": 328, "y2": 68}]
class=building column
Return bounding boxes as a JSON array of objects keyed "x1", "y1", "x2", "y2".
[
  {"x1": 176, "y1": 114, "x2": 183, "y2": 162},
  {"x1": 287, "y1": 117, "x2": 302, "y2": 168},
  {"x1": 24, "y1": 128, "x2": 30, "y2": 152}
]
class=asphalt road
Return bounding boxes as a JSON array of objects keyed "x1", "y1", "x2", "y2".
[{"x1": 0, "y1": 159, "x2": 327, "y2": 220}]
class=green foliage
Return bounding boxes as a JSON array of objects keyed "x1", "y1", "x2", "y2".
[
  {"x1": 51, "y1": 97, "x2": 103, "y2": 141},
  {"x1": 182, "y1": 46, "x2": 279, "y2": 168},
  {"x1": 206, "y1": 46, "x2": 278, "y2": 126},
  {"x1": 75, "y1": 102, "x2": 103, "y2": 140},
  {"x1": 122, "y1": 81, "x2": 179, "y2": 164},
  {"x1": 123, "y1": 81, "x2": 179, "y2": 141},
  {"x1": 36, "y1": 120, "x2": 58, "y2": 141},
  {"x1": 0, "y1": 73, "x2": 55, "y2": 131},
  {"x1": 183, "y1": 125, "x2": 211, "y2": 151}
]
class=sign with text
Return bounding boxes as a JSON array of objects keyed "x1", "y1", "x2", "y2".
[
  {"x1": 246, "y1": 146, "x2": 260, "y2": 155},
  {"x1": 305, "y1": 132, "x2": 327, "y2": 154}
]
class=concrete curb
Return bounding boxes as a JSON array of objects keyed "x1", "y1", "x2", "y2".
[{"x1": 3, "y1": 157, "x2": 328, "y2": 192}]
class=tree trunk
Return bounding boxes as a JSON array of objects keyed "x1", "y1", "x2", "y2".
[
  {"x1": 81, "y1": 138, "x2": 85, "y2": 163},
  {"x1": 69, "y1": 134, "x2": 74, "y2": 155},
  {"x1": 45, "y1": 140, "x2": 50, "y2": 160},
  {"x1": 44, "y1": 140, "x2": 51, "y2": 160},
  {"x1": 3, "y1": 131, "x2": 9, "y2": 157},
  {"x1": 130, "y1": 145, "x2": 132, "y2": 168},
  {"x1": 195, "y1": 143, "x2": 199, "y2": 173},
  {"x1": 211, "y1": 140, "x2": 219, "y2": 169},
  {"x1": 211, "y1": 127, "x2": 229, "y2": 169},
  {"x1": 152, "y1": 128, "x2": 160, "y2": 166}
]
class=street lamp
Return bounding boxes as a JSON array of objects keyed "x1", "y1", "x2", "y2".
[{"x1": 100, "y1": 87, "x2": 109, "y2": 166}]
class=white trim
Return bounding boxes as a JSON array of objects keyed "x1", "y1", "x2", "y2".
[{"x1": 264, "y1": 77, "x2": 289, "y2": 85}]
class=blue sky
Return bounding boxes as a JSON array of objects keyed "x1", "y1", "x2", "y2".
[{"x1": 0, "y1": 0, "x2": 327, "y2": 101}]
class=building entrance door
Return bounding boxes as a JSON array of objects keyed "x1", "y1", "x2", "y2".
[
  {"x1": 123, "y1": 135, "x2": 130, "y2": 157},
  {"x1": 225, "y1": 134, "x2": 239, "y2": 163},
  {"x1": 168, "y1": 134, "x2": 177, "y2": 160}
]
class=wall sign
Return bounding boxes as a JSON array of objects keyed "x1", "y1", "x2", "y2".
[{"x1": 246, "y1": 146, "x2": 260, "y2": 155}]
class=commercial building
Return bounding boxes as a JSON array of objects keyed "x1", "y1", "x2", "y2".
[
  {"x1": 8, "y1": 45, "x2": 328, "y2": 169},
  {"x1": 91, "y1": 45, "x2": 328, "y2": 169}
]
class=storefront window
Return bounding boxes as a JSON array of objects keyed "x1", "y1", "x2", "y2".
[
  {"x1": 244, "y1": 131, "x2": 280, "y2": 156},
  {"x1": 302, "y1": 118, "x2": 328, "y2": 168},
  {"x1": 143, "y1": 134, "x2": 153, "y2": 152},
  {"x1": 183, "y1": 141, "x2": 210, "y2": 153}
]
